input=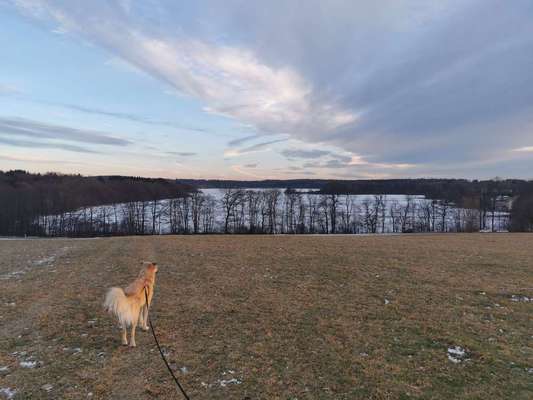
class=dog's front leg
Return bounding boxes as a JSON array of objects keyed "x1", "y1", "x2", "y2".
[{"x1": 121, "y1": 324, "x2": 128, "y2": 346}]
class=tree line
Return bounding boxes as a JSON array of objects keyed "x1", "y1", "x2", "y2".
[
  {"x1": 35, "y1": 188, "x2": 513, "y2": 237},
  {"x1": 2, "y1": 171, "x2": 532, "y2": 237}
]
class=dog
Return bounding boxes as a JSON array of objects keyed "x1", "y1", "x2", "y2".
[{"x1": 104, "y1": 262, "x2": 158, "y2": 347}]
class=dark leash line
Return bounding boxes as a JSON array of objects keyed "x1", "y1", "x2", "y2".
[{"x1": 144, "y1": 288, "x2": 191, "y2": 400}]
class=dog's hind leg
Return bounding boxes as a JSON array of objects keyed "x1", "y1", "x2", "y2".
[
  {"x1": 129, "y1": 323, "x2": 137, "y2": 347},
  {"x1": 121, "y1": 324, "x2": 128, "y2": 346},
  {"x1": 138, "y1": 307, "x2": 145, "y2": 328},
  {"x1": 141, "y1": 305, "x2": 149, "y2": 331}
]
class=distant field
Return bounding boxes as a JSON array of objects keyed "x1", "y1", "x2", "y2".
[{"x1": 1, "y1": 234, "x2": 532, "y2": 399}]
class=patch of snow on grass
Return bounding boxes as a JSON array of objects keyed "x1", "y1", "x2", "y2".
[
  {"x1": 63, "y1": 347, "x2": 82, "y2": 355},
  {"x1": 33, "y1": 256, "x2": 56, "y2": 266},
  {"x1": 447, "y1": 346, "x2": 468, "y2": 363},
  {"x1": 0, "y1": 270, "x2": 26, "y2": 280},
  {"x1": 202, "y1": 370, "x2": 243, "y2": 388},
  {"x1": 217, "y1": 370, "x2": 241, "y2": 387},
  {"x1": 20, "y1": 360, "x2": 37, "y2": 368},
  {"x1": 0, "y1": 388, "x2": 17, "y2": 399},
  {"x1": 41, "y1": 384, "x2": 53, "y2": 392},
  {"x1": 510, "y1": 295, "x2": 531, "y2": 303},
  {"x1": 218, "y1": 378, "x2": 242, "y2": 387}
]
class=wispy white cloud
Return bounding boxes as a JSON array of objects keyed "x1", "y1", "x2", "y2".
[
  {"x1": 0, "y1": 83, "x2": 21, "y2": 95},
  {"x1": 12, "y1": 0, "x2": 355, "y2": 140},
  {"x1": 513, "y1": 146, "x2": 533, "y2": 153}
]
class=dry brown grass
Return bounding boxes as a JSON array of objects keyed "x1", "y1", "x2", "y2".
[{"x1": 1, "y1": 234, "x2": 532, "y2": 399}]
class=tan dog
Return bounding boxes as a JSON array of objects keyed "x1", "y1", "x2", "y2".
[{"x1": 104, "y1": 262, "x2": 158, "y2": 347}]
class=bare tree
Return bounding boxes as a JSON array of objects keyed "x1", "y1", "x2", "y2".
[{"x1": 221, "y1": 189, "x2": 244, "y2": 233}]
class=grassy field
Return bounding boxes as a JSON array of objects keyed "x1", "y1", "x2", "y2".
[{"x1": 0, "y1": 234, "x2": 532, "y2": 399}]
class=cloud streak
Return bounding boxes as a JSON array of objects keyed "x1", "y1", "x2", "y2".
[
  {"x1": 0, "y1": 135, "x2": 99, "y2": 153},
  {"x1": 224, "y1": 139, "x2": 287, "y2": 157},
  {"x1": 280, "y1": 149, "x2": 332, "y2": 159},
  {"x1": 0, "y1": 117, "x2": 131, "y2": 146},
  {"x1": 44, "y1": 101, "x2": 209, "y2": 133},
  {"x1": 165, "y1": 151, "x2": 197, "y2": 156}
]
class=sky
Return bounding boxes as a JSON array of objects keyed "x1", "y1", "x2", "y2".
[{"x1": 1, "y1": 0, "x2": 533, "y2": 180}]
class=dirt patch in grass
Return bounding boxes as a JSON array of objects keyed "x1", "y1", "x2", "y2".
[{"x1": 1, "y1": 234, "x2": 532, "y2": 399}]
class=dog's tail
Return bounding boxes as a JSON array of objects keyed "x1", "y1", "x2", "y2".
[{"x1": 104, "y1": 287, "x2": 137, "y2": 327}]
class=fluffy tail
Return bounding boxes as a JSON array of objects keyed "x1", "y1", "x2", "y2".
[{"x1": 104, "y1": 287, "x2": 137, "y2": 327}]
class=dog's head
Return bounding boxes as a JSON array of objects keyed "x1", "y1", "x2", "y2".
[{"x1": 146, "y1": 262, "x2": 158, "y2": 273}]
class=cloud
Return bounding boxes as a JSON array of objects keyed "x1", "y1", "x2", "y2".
[
  {"x1": 302, "y1": 157, "x2": 415, "y2": 171},
  {"x1": 0, "y1": 83, "x2": 20, "y2": 95},
  {"x1": 165, "y1": 151, "x2": 197, "y2": 156},
  {"x1": 44, "y1": 102, "x2": 209, "y2": 133},
  {"x1": 280, "y1": 149, "x2": 331, "y2": 159},
  {"x1": 11, "y1": 0, "x2": 356, "y2": 139},
  {"x1": 0, "y1": 135, "x2": 99, "y2": 153},
  {"x1": 224, "y1": 138, "x2": 287, "y2": 157},
  {"x1": 0, "y1": 117, "x2": 131, "y2": 146},
  {"x1": 513, "y1": 146, "x2": 533, "y2": 153},
  {"x1": 0, "y1": 152, "x2": 85, "y2": 164},
  {"x1": 227, "y1": 134, "x2": 262, "y2": 147}
]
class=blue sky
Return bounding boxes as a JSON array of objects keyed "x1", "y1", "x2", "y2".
[{"x1": 1, "y1": 0, "x2": 533, "y2": 179}]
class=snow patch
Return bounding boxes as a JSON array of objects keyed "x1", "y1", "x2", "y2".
[
  {"x1": 217, "y1": 378, "x2": 242, "y2": 387},
  {"x1": 0, "y1": 270, "x2": 26, "y2": 280},
  {"x1": 63, "y1": 347, "x2": 82, "y2": 355},
  {"x1": 447, "y1": 346, "x2": 469, "y2": 363},
  {"x1": 20, "y1": 360, "x2": 37, "y2": 368},
  {"x1": 41, "y1": 384, "x2": 53, "y2": 392},
  {"x1": 33, "y1": 256, "x2": 55, "y2": 266},
  {"x1": 201, "y1": 370, "x2": 243, "y2": 388},
  {"x1": 510, "y1": 295, "x2": 531, "y2": 303},
  {"x1": 0, "y1": 388, "x2": 17, "y2": 399}
]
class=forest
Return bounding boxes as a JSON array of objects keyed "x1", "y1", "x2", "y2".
[
  {"x1": 1, "y1": 170, "x2": 532, "y2": 236},
  {"x1": 0, "y1": 170, "x2": 194, "y2": 236}
]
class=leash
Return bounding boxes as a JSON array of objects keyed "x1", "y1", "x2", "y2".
[{"x1": 144, "y1": 288, "x2": 191, "y2": 400}]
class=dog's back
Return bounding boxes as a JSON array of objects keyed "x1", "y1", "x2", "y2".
[
  {"x1": 104, "y1": 285, "x2": 143, "y2": 327},
  {"x1": 104, "y1": 263, "x2": 158, "y2": 328}
]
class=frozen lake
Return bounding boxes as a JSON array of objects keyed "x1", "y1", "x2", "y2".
[{"x1": 36, "y1": 188, "x2": 510, "y2": 236}]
